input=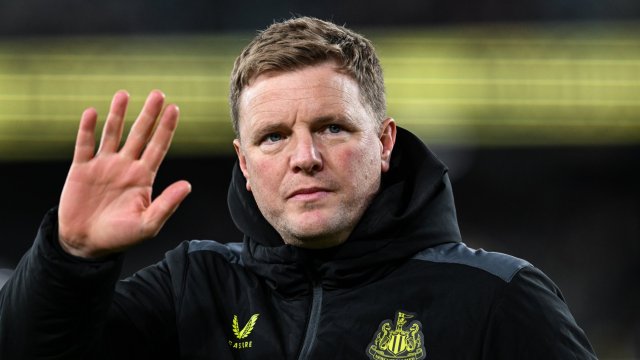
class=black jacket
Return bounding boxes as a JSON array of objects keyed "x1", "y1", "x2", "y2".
[{"x1": 0, "y1": 128, "x2": 596, "y2": 359}]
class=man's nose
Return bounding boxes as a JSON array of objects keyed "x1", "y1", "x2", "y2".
[{"x1": 290, "y1": 134, "x2": 323, "y2": 174}]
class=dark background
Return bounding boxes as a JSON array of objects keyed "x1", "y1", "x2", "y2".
[
  {"x1": 1, "y1": 0, "x2": 639, "y2": 358},
  {"x1": 1, "y1": 0, "x2": 640, "y2": 36}
]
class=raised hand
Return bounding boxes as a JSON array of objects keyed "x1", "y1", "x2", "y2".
[{"x1": 57, "y1": 90, "x2": 192, "y2": 258}]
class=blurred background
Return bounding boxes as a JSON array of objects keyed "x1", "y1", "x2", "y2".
[{"x1": 0, "y1": 0, "x2": 638, "y2": 358}]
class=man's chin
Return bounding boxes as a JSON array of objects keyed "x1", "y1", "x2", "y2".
[
  {"x1": 274, "y1": 208, "x2": 354, "y2": 249},
  {"x1": 279, "y1": 223, "x2": 350, "y2": 249}
]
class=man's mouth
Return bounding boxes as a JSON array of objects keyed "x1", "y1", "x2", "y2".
[{"x1": 287, "y1": 187, "x2": 331, "y2": 201}]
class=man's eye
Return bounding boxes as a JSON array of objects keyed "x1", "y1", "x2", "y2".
[
  {"x1": 327, "y1": 124, "x2": 342, "y2": 133},
  {"x1": 265, "y1": 133, "x2": 282, "y2": 142}
]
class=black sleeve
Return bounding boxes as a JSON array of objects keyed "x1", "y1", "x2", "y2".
[
  {"x1": 483, "y1": 266, "x2": 598, "y2": 359},
  {"x1": 0, "y1": 209, "x2": 181, "y2": 360}
]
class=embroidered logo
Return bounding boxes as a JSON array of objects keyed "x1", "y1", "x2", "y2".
[
  {"x1": 367, "y1": 311, "x2": 426, "y2": 360},
  {"x1": 228, "y1": 313, "x2": 259, "y2": 349}
]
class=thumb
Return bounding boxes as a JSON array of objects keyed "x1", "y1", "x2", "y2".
[{"x1": 143, "y1": 180, "x2": 192, "y2": 236}]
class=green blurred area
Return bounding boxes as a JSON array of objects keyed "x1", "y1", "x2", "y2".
[{"x1": 0, "y1": 22, "x2": 639, "y2": 160}]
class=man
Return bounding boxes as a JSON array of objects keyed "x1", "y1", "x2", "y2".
[{"x1": 0, "y1": 17, "x2": 596, "y2": 359}]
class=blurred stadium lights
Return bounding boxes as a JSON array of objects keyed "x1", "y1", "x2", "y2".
[{"x1": 0, "y1": 22, "x2": 639, "y2": 160}]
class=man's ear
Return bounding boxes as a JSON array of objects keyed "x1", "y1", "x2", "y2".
[
  {"x1": 380, "y1": 118, "x2": 397, "y2": 173},
  {"x1": 233, "y1": 139, "x2": 251, "y2": 192}
]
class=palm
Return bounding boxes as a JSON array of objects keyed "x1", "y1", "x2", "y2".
[
  {"x1": 61, "y1": 155, "x2": 153, "y2": 251},
  {"x1": 58, "y1": 91, "x2": 191, "y2": 258}
]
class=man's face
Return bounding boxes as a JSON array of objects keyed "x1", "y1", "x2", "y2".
[{"x1": 233, "y1": 61, "x2": 396, "y2": 248}]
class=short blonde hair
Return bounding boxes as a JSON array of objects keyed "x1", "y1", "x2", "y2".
[{"x1": 229, "y1": 16, "x2": 386, "y2": 137}]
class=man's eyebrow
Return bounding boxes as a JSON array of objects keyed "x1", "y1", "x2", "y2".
[
  {"x1": 249, "y1": 121, "x2": 286, "y2": 139},
  {"x1": 311, "y1": 114, "x2": 348, "y2": 125}
]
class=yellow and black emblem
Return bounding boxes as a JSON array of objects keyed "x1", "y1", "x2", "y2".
[
  {"x1": 228, "y1": 313, "x2": 259, "y2": 349},
  {"x1": 367, "y1": 311, "x2": 426, "y2": 360}
]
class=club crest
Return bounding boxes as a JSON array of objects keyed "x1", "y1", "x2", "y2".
[{"x1": 367, "y1": 311, "x2": 426, "y2": 360}]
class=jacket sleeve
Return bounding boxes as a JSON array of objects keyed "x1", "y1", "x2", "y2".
[
  {"x1": 0, "y1": 209, "x2": 181, "y2": 360},
  {"x1": 483, "y1": 265, "x2": 598, "y2": 359}
]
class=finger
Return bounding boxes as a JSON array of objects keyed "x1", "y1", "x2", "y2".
[
  {"x1": 98, "y1": 91, "x2": 130, "y2": 154},
  {"x1": 121, "y1": 90, "x2": 166, "y2": 159},
  {"x1": 142, "y1": 180, "x2": 192, "y2": 237},
  {"x1": 73, "y1": 108, "x2": 98, "y2": 163},
  {"x1": 141, "y1": 104, "x2": 180, "y2": 172}
]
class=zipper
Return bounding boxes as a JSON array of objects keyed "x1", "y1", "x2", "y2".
[{"x1": 296, "y1": 283, "x2": 323, "y2": 360}]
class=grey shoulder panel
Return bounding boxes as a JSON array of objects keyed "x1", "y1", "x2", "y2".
[
  {"x1": 0, "y1": 268, "x2": 13, "y2": 290},
  {"x1": 187, "y1": 240, "x2": 244, "y2": 266},
  {"x1": 411, "y1": 242, "x2": 531, "y2": 283}
]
